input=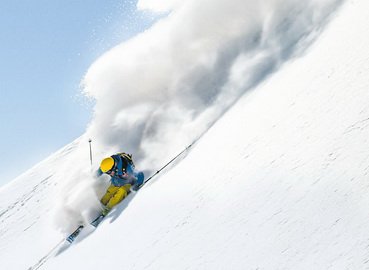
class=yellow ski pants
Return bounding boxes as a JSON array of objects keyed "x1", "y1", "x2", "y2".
[{"x1": 100, "y1": 184, "x2": 131, "y2": 210}]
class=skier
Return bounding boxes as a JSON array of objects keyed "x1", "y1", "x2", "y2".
[{"x1": 97, "y1": 152, "x2": 144, "y2": 216}]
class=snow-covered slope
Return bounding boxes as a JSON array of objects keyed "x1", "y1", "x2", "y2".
[
  {"x1": 2, "y1": 0, "x2": 369, "y2": 269},
  {"x1": 0, "y1": 141, "x2": 77, "y2": 268}
]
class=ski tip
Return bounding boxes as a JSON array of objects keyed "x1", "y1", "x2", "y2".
[
  {"x1": 66, "y1": 238, "x2": 74, "y2": 244},
  {"x1": 65, "y1": 225, "x2": 84, "y2": 243}
]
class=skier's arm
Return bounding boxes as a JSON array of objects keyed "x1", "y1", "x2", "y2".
[
  {"x1": 111, "y1": 175, "x2": 135, "y2": 185},
  {"x1": 115, "y1": 163, "x2": 137, "y2": 184},
  {"x1": 96, "y1": 168, "x2": 103, "y2": 177},
  {"x1": 121, "y1": 172, "x2": 137, "y2": 184}
]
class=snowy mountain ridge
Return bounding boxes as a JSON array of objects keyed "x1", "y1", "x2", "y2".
[{"x1": 2, "y1": 0, "x2": 369, "y2": 269}]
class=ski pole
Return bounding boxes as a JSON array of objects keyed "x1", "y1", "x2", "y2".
[
  {"x1": 142, "y1": 141, "x2": 196, "y2": 187},
  {"x1": 89, "y1": 139, "x2": 93, "y2": 166}
]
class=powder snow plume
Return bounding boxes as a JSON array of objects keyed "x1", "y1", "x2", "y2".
[
  {"x1": 54, "y1": 0, "x2": 343, "y2": 230},
  {"x1": 82, "y1": 0, "x2": 342, "y2": 168}
]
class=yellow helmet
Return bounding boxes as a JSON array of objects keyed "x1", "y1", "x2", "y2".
[{"x1": 100, "y1": 157, "x2": 115, "y2": 173}]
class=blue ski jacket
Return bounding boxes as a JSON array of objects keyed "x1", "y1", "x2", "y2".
[{"x1": 97, "y1": 154, "x2": 138, "y2": 187}]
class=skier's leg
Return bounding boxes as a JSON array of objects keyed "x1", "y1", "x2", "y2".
[
  {"x1": 100, "y1": 185, "x2": 119, "y2": 206},
  {"x1": 106, "y1": 184, "x2": 131, "y2": 209}
]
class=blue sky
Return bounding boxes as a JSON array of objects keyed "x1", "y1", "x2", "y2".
[{"x1": 0, "y1": 0, "x2": 155, "y2": 187}]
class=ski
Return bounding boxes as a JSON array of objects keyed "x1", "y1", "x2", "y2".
[
  {"x1": 90, "y1": 214, "x2": 105, "y2": 227},
  {"x1": 66, "y1": 224, "x2": 84, "y2": 243},
  {"x1": 65, "y1": 213, "x2": 107, "y2": 243}
]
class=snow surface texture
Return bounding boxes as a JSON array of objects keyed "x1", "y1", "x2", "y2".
[{"x1": 2, "y1": 0, "x2": 369, "y2": 269}]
